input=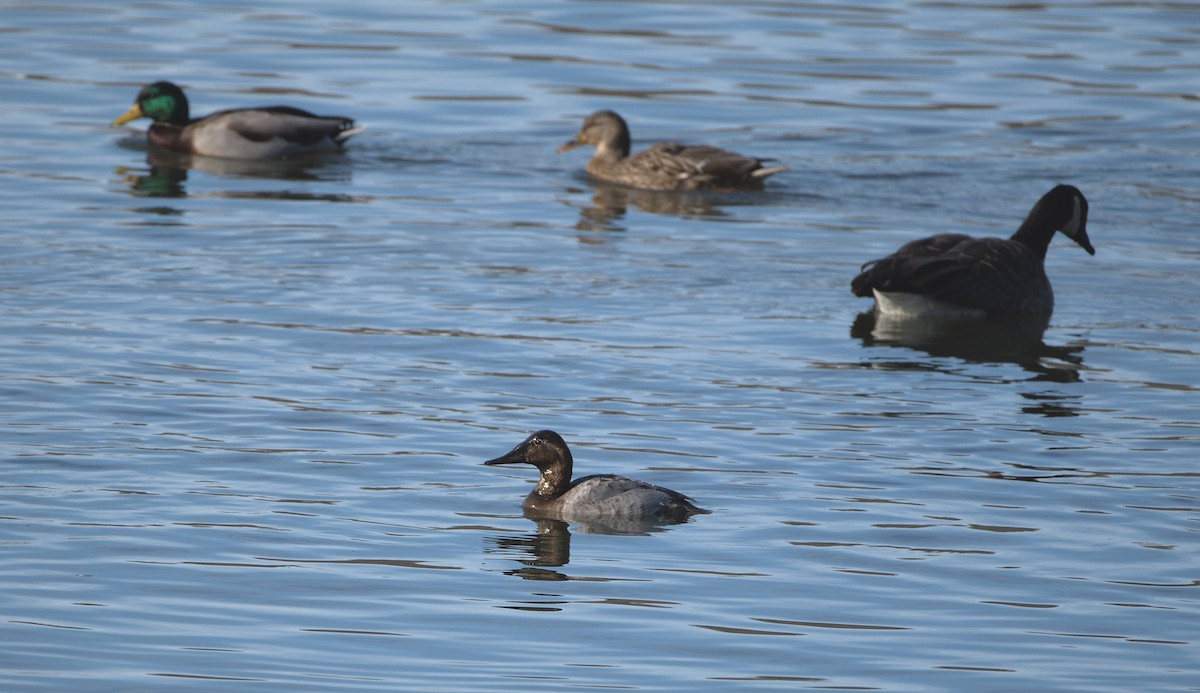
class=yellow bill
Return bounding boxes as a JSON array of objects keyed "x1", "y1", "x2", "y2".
[{"x1": 112, "y1": 103, "x2": 144, "y2": 126}]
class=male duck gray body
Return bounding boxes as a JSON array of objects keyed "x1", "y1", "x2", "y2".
[
  {"x1": 851, "y1": 185, "x2": 1094, "y2": 320},
  {"x1": 113, "y1": 81, "x2": 362, "y2": 160},
  {"x1": 485, "y1": 430, "x2": 707, "y2": 524}
]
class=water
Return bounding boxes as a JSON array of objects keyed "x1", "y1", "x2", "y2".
[{"x1": 2, "y1": 1, "x2": 1198, "y2": 691}]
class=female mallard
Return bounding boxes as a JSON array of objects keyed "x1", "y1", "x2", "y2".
[
  {"x1": 112, "y1": 81, "x2": 363, "y2": 160},
  {"x1": 557, "y1": 110, "x2": 785, "y2": 191},
  {"x1": 851, "y1": 185, "x2": 1095, "y2": 320}
]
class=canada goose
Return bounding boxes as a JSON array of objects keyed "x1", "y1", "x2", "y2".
[{"x1": 851, "y1": 185, "x2": 1094, "y2": 319}]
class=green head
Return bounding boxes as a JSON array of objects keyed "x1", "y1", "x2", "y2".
[{"x1": 113, "y1": 81, "x2": 190, "y2": 126}]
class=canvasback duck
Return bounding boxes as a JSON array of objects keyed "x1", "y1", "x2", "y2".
[
  {"x1": 851, "y1": 184, "x2": 1094, "y2": 320},
  {"x1": 484, "y1": 430, "x2": 707, "y2": 524}
]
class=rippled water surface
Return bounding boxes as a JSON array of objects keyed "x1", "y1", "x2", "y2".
[{"x1": 2, "y1": 1, "x2": 1198, "y2": 691}]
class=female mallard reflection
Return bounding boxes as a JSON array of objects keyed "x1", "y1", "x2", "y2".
[{"x1": 570, "y1": 183, "x2": 731, "y2": 232}]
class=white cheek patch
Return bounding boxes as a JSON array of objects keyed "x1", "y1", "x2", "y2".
[{"x1": 1061, "y1": 197, "x2": 1082, "y2": 238}]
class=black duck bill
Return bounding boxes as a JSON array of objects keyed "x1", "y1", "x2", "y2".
[{"x1": 483, "y1": 441, "x2": 529, "y2": 466}]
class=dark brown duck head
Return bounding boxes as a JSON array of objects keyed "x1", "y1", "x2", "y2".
[
  {"x1": 484, "y1": 429, "x2": 574, "y2": 499},
  {"x1": 557, "y1": 110, "x2": 632, "y2": 161}
]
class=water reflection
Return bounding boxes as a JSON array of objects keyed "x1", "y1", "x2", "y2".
[
  {"x1": 116, "y1": 163, "x2": 188, "y2": 197},
  {"x1": 850, "y1": 311, "x2": 1085, "y2": 383},
  {"x1": 1018, "y1": 391, "x2": 1084, "y2": 418},
  {"x1": 487, "y1": 512, "x2": 695, "y2": 581},
  {"x1": 114, "y1": 148, "x2": 355, "y2": 199},
  {"x1": 567, "y1": 182, "x2": 732, "y2": 231},
  {"x1": 490, "y1": 519, "x2": 573, "y2": 577}
]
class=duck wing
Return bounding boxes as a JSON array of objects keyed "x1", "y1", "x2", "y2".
[
  {"x1": 201, "y1": 107, "x2": 357, "y2": 145},
  {"x1": 563, "y1": 474, "x2": 655, "y2": 503},
  {"x1": 662, "y1": 143, "x2": 766, "y2": 178},
  {"x1": 619, "y1": 143, "x2": 779, "y2": 190},
  {"x1": 563, "y1": 474, "x2": 706, "y2": 520}
]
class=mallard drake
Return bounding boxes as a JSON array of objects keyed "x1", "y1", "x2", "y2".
[
  {"x1": 112, "y1": 81, "x2": 363, "y2": 160},
  {"x1": 485, "y1": 430, "x2": 707, "y2": 524},
  {"x1": 851, "y1": 184, "x2": 1095, "y2": 320},
  {"x1": 557, "y1": 110, "x2": 786, "y2": 191}
]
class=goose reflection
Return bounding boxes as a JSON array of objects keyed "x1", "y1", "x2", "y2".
[{"x1": 850, "y1": 310, "x2": 1085, "y2": 384}]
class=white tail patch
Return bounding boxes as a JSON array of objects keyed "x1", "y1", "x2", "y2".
[
  {"x1": 752, "y1": 164, "x2": 788, "y2": 178},
  {"x1": 335, "y1": 125, "x2": 366, "y2": 144},
  {"x1": 874, "y1": 290, "x2": 986, "y2": 320}
]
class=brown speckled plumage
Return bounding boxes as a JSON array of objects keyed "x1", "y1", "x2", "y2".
[{"x1": 558, "y1": 110, "x2": 785, "y2": 191}]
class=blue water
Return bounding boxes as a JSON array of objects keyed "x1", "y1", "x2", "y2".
[{"x1": 2, "y1": 1, "x2": 1198, "y2": 691}]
